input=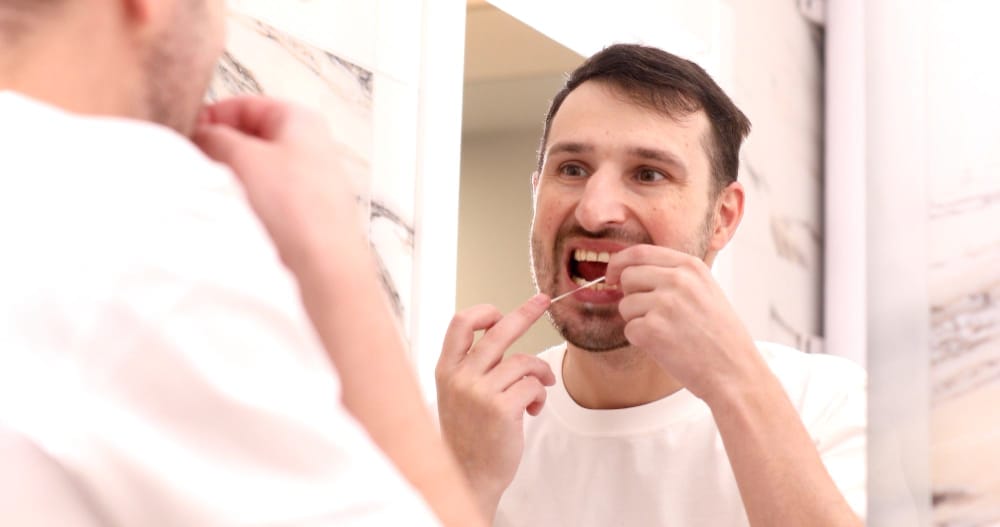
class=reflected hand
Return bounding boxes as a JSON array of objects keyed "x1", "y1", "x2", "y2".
[
  {"x1": 436, "y1": 295, "x2": 554, "y2": 517},
  {"x1": 606, "y1": 245, "x2": 770, "y2": 404}
]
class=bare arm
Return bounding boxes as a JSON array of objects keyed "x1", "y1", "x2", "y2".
[
  {"x1": 298, "y1": 244, "x2": 488, "y2": 527},
  {"x1": 194, "y1": 96, "x2": 486, "y2": 527},
  {"x1": 708, "y1": 366, "x2": 863, "y2": 527},
  {"x1": 608, "y1": 245, "x2": 862, "y2": 526}
]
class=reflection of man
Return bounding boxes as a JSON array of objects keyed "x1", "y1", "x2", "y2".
[
  {"x1": 437, "y1": 44, "x2": 865, "y2": 526},
  {"x1": 0, "y1": 1, "x2": 483, "y2": 525}
]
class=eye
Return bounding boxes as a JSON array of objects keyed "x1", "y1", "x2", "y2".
[
  {"x1": 559, "y1": 163, "x2": 589, "y2": 178},
  {"x1": 636, "y1": 168, "x2": 667, "y2": 183}
]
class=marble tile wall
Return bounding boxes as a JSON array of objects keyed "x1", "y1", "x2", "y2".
[
  {"x1": 926, "y1": 2, "x2": 1000, "y2": 523},
  {"x1": 209, "y1": 11, "x2": 416, "y2": 335},
  {"x1": 726, "y1": 0, "x2": 825, "y2": 352}
]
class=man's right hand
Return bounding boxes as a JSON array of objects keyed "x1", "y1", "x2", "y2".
[
  {"x1": 436, "y1": 294, "x2": 555, "y2": 518},
  {"x1": 195, "y1": 97, "x2": 492, "y2": 527},
  {"x1": 193, "y1": 96, "x2": 366, "y2": 278}
]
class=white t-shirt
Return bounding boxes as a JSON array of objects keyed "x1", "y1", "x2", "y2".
[
  {"x1": 495, "y1": 341, "x2": 866, "y2": 526},
  {"x1": 0, "y1": 92, "x2": 440, "y2": 527}
]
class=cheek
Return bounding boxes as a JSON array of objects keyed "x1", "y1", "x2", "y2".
[
  {"x1": 538, "y1": 209, "x2": 573, "y2": 248},
  {"x1": 530, "y1": 213, "x2": 557, "y2": 252},
  {"x1": 541, "y1": 189, "x2": 581, "y2": 220},
  {"x1": 206, "y1": 2, "x2": 227, "y2": 58},
  {"x1": 211, "y1": 22, "x2": 227, "y2": 60},
  {"x1": 641, "y1": 201, "x2": 699, "y2": 243},
  {"x1": 532, "y1": 193, "x2": 570, "y2": 236}
]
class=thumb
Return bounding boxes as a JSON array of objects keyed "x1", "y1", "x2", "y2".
[{"x1": 192, "y1": 124, "x2": 262, "y2": 180}]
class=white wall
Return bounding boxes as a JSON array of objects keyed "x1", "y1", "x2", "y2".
[
  {"x1": 457, "y1": 129, "x2": 563, "y2": 356},
  {"x1": 865, "y1": 1, "x2": 931, "y2": 523},
  {"x1": 726, "y1": 0, "x2": 825, "y2": 352},
  {"x1": 925, "y1": 2, "x2": 1000, "y2": 524},
  {"x1": 485, "y1": 0, "x2": 721, "y2": 72},
  {"x1": 855, "y1": 2, "x2": 1000, "y2": 524}
]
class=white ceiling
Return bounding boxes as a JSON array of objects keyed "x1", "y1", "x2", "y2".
[{"x1": 462, "y1": 3, "x2": 583, "y2": 134}]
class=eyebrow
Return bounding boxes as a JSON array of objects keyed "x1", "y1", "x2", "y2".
[
  {"x1": 628, "y1": 146, "x2": 687, "y2": 172},
  {"x1": 546, "y1": 141, "x2": 594, "y2": 157},
  {"x1": 547, "y1": 141, "x2": 689, "y2": 177}
]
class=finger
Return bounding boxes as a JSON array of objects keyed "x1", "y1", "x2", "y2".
[
  {"x1": 605, "y1": 244, "x2": 693, "y2": 285},
  {"x1": 623, "y1": 316, "x2": 656, "y2": 350},
  {"x1": 500, "y1": 376, "x2": 548, "y2": 419},
  {"x1": 617, "y1": 265, "x2": 679, "y2": 295},
  {"x1": 437, "y1": 304, "x2": 505, "y2": 372},
  {"x1": 485, "y1": 354, "x2": 555, "y2": 393},
  {"x1": 617, "y1": 290, "x2": 658, "y2": 322},
  {"x1": 196, "y1": 106, "x2": 212, "y2": 126},
  {"x1": 201, "y1": 96, "x2": 293, "y2": 141},
  {"x1": 192, "y1": 124, "x2": 262, "y2": 178},
  {"x1": 465, "y1": 294, "x2": 550, "y2": 373}
]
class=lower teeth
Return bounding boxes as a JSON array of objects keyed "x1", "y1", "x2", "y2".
[{"x1": 570, "y1": 277, "x2": 612, "y2": 291}]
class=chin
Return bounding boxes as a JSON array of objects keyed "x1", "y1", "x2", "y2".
[
  {"x1": 564, "y1": 333, "x2": 630, "y2": 353},
  {"x1": 552, "y1": 309, "x2": 629, "y2": 352},
  {"x1": 172, "y1": 94, "x2": 209, "y2": 137}
]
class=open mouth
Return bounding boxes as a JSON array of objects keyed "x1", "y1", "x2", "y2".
[{"x1": 568, "y1": 248, "x2": 616, "y2": 291}]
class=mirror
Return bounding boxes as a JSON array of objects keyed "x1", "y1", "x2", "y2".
[{"x1": 457, "y1": 3, "x2": 583, "y2": 356}]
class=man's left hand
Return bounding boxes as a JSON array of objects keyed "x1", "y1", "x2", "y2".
[{"x1": 605, "y1": 244, "x2": 770, "y2": 405}]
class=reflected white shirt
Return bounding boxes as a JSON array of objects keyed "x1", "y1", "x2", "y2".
[{"x1": 496, "y1": 341, "x2": 866, "y2": 526}]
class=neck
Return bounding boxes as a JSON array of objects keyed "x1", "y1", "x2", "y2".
[
  {"x1": 562, "y1": 342, "x2": 683, "y2": 409},
  {"x1": 0, "y1": 17, "x2": 144, "y2": 122}
]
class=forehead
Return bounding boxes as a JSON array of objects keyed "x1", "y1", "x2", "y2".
[{"x1": 546, "y1": 81, "x2": 712, "y2": 172}]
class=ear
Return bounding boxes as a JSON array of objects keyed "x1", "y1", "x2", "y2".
[
  {"x1": 119, "y1": 0, "x2": 166, "y2": 35},
  {"x1": 708, "y1": 181, "x2": 745, "y2": 252},
  {"x1": 529, "y1": 171, "x2": 540, "y2": 211},
  {"x1": 121, "y1": 0, "x2": 153, "y2": 22}
]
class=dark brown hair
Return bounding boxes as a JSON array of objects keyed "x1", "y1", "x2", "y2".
[{"x1": 537, "y1": 43, "x2": 751, "y2": 193}]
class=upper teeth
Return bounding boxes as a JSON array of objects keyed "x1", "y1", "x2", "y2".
[{"x1": 574, "y1": 249, "x2": 611, "y2": 263}]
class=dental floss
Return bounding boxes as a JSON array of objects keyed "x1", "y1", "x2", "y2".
[{"x1": 550, "y1": 276, "x2": 606, "y2": 303}]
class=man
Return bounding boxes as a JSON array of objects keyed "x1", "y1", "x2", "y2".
[
  {"x1": 437, "y1": 44, "x2": 865, "y2": 526},
  {"x1": 0, "y1": 1, "x2": 484, "y2": 525}
]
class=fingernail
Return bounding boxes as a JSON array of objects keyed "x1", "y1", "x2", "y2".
[{"x1": 532, "y1": 293, "x2": 550, "y2": 306}]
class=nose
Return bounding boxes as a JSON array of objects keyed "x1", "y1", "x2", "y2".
[{"x1": 574, "y1": 169, "x2": 629, "y2": 232}]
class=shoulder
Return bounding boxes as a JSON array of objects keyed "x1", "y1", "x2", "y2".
[
  {"x1": 755, "y1": 341, "x2": 866, "y2": 433},
  {"x1": 0, "y1": 95, "x2": 301, "y2": 364},
  {"x1": 0, "y1": 100, "x2": 270, "y2": 288},
  {"x1": 2, "y1": 95, "x2": 259, "y2": 267},
  {"x1": 1, "y1": 92, "x2": 236, "y2": 195},
  {"x1": 757, "y1": 340, "x2": 866, "y2": 389}
]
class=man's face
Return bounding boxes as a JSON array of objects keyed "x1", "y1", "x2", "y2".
[
  {"x1": 142, "y1": 0, "x2": 226, "y2": 134},
  {"x1": 530, "y1": 80, "x2": 718, "y2": 351}
]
